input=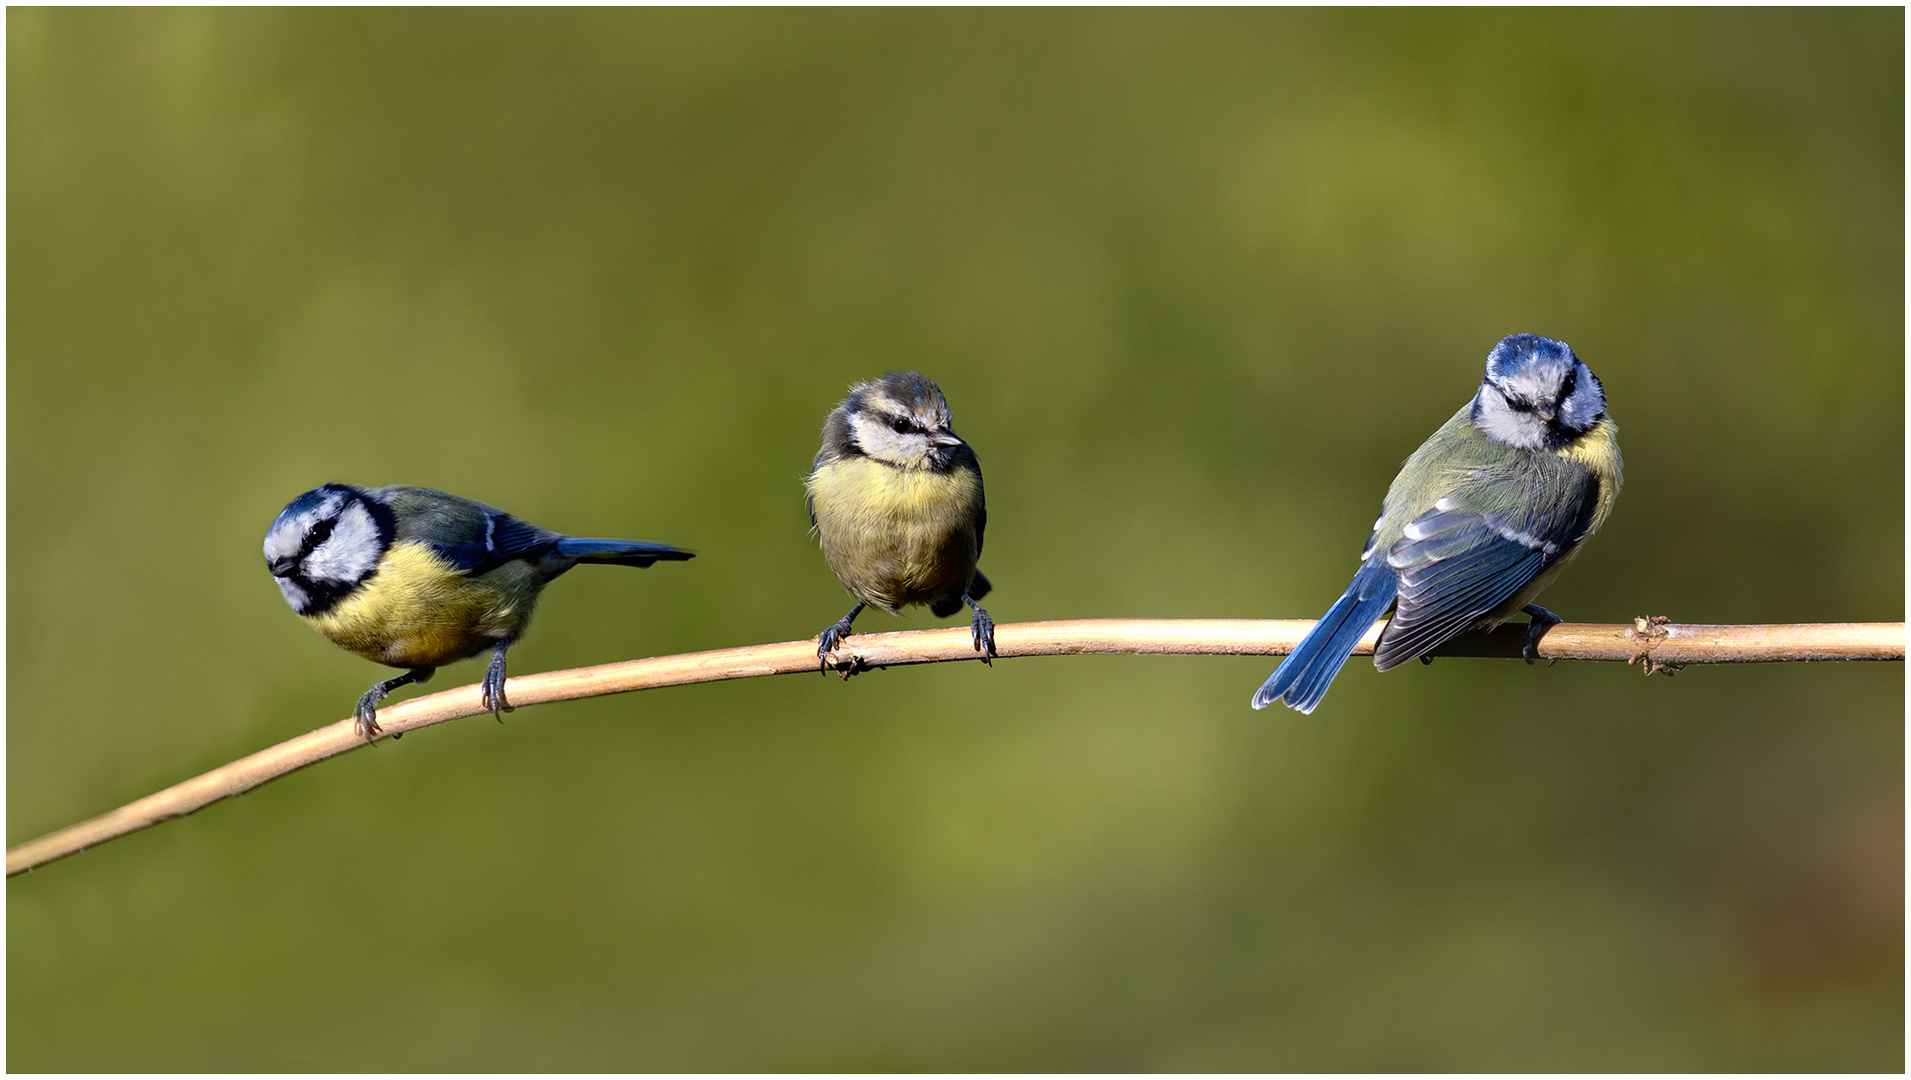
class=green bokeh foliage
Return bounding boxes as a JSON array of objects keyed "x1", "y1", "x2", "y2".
[{"x1": 8, "y1": 8, "x2": 1902, "y2": 1070}]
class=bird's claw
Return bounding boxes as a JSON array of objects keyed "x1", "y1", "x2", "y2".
[
  {"x1": 482, "y1": 649, "x2": 512, "y2": 720},
  {"x1": 816, "y1": 602, "x2": 867, "y2": 674},
  {"x1": 816, "y1": 622, "x2": 855, "y2": 673},
  {"x1": 968, "y1": 602, "x2": 996, "y2": 664},
  {"x1": 354, "y1": 668, "x2": 433, "y2": 742},
  {"x1": 353, "y1": 697, "x2": 384, "y2": 742},
  {"x1": 817, "y1": 629, "x2": 868, "y2": 680},
  {"x1": 482, "y1": 677, "x2": 511, "y2": 719},
  {"x1": 1521, "y1": 604, "x2": 1563, "y2": 664}
]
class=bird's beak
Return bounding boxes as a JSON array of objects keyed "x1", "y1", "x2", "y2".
[
  {"x1": 268, "y1": 556, "x2": 298, "y2": 578},
  {"x1": 930, "y1": 430, "x2": 963, "y2": 448},
  {"x1": 1535, "y1": 405, "x2": 1556, "y2": 423}
]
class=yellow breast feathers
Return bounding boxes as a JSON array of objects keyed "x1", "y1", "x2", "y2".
[
  {"x1": 807, "y1": 456, "x2": 983, "y2": 611},
  {"x1": 1559, "y1": 415, "x2": 1623, "y2": 482},
  {"x1": 303, "y1": 541, "x2": 521, "y2": 668}
]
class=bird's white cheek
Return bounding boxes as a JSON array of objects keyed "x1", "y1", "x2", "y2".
[
  {"x1": 1473, "y1": 392, "x2": 1549, "y2": 451},
  {"x1": 304, "y1": 502, "x2": 382, "y2": 583},
  {"x1": 848, "y1": 418, "x2": 928, "y2": 466},
  {"x1": 1559, "y1": 371, "x2": 1605, "y2": 430},
  {"x1": 276, "y1": 577, "x2": 310, "y2": 612}
]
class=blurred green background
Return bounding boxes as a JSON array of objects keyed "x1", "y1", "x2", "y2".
[{"x1": 8, "y1": 8, "x2": 1902, "y2": 1070}]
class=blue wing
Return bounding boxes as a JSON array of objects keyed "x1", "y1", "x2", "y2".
[
  {"x1": 431, "y1": 508, "x2": 562, "y2": 576},
  {"x1": 1372, "y1": 479, "x2": 1602, "y2": 670},
  {"x1": 374, "y1": 486, "x2": 565, "y2": 576}
]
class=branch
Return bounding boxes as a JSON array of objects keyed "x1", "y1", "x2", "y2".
[{"x1": 8, "y1": 618, "x2": 1900, "y2": 876}]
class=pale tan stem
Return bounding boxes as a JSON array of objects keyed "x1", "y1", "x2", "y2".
[{"x1": 8, "y1": 618, "x2": 1901, "y2": 877}]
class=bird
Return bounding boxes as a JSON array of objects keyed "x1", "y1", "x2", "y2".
[
  {"x1": 1252, "y1": 333, "x2": 1623, "y2": 713},
  {"x1": 264, "y1": 484, "x2": 693, "y2": 739},
  {"x1": 805, "y1": 371, "x2": 996, "y2": 669}
]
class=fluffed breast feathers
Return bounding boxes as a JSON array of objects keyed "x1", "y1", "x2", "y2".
[
  {"x1": 810, "y1": 456, "x2": 982, "y2": 525},
  {"x1": 303, "y1": 541, "x2": 533, "y2": 668},
  {"x1": 807, "y1": 456, "x2": 984, "y2": 611}
]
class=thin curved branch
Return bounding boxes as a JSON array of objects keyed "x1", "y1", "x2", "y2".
[{"x1": 8, "y1": 618, "x2": 1901, "y2": 876}]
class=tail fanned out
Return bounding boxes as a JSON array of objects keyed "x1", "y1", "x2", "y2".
[
  {"x1": 554, "y1": 537, "x2": 695, "y2": 567},
  {"x1": 1251, "y1": 562, "x2": 1397, "y2": 714}
]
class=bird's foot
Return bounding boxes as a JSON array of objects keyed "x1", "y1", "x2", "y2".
[
  {"x1": 817, "y1": 620, "x2": 854, "y2": 661},
  {"x1": 816, "y1": 602, "x2": 866, "y2": 674},
  {"x1": 353, "y1": 692, "x2": 385, "y2": 742},
  {"x1": 354, "y1": 667, "x2": 432, "y2": 742},
  {"x1": 1522, "y1": 604, "x2": 1562, "y2": 665},
  {"x1": 482, "y1": 647, "x2": 512, "y2": 720},
  {"x1": 965, "y1": 595, "x2": 996, "y2": 664}
]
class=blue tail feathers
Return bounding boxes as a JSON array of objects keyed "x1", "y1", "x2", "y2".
[
  {"x1": 555, "y1": 537, "x2": 695, "y2": 567},
  {"x1": 1251, "y1": 561, "x2": 1397, "y2": 714}
]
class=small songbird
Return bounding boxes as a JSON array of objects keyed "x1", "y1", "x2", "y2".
[
  {"x1": 264, "y1": 484, "x2": 693, "y2": 739},
  {"x1": 1253, "y1": 333, "x2": 1623, "y2": 713},
  {"x1": 805, "y1": 371, "x2": 996, "y2": 667}
]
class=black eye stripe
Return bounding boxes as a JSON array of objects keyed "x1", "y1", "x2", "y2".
[
  {"x1": 1557, "y1": 364, "x2": 1578, "y2": 406},
  {"x1": 297, "y1": 510, "x2": 341, "y2": 562}
]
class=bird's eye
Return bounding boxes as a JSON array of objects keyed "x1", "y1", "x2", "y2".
[
  {"x1": 1498, "y1": 389, "x2": 1533, "y2": 413},
  {"x1": 891, "y1": 418, "x2": 913, "y2": 434}
]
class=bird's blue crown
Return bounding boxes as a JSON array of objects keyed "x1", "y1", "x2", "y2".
[{"x1": 1485, "y1": 333, "x2": 1577, "y2": 381}]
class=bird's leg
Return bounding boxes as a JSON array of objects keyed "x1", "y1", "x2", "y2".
[
  {"x1": 1522, "y1": 604, "x2": 1563, "y2": 665},
  {"x1": 355, "y1": 667, "x2": 434, "y2": 742},
  {"x1": 964, "y1": 592, "x2": 997, "y2": 664},
  {"x1": 483, "y1": 642, "x2": 515, "y2": 719},
  {"x1": 817, "y1": 601, "x2": 867, "y2": 670}
]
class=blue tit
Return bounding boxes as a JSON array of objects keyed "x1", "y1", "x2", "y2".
[
  {"x1": 264, "y1": 484, "x2": 693, "y2": 739},
  {"x1": 1253, "y1": 333, "x2": 1623, "y2": 713},
  {"x1": 805, "y1": 371, "x2": 996, "y2": 667}
]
